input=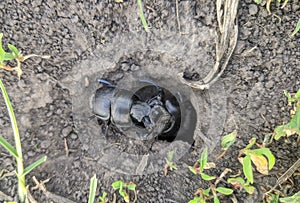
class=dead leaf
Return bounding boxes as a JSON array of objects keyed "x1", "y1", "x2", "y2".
[
  {"x1": 250, "y1": 153, "x2": 269, "y2": 175},
  {"x1": 285, "y1": 129, "x2": 297, "y2": 137},
  {"x1": 163, "y1": 164, "x2": 168, "y2": 176},
  {"x1": 238, "y1": 157, "x2": 244, "y2": 165},
  {"x1": 204, "y1": 162, "x2": 216, "y2": 169}
]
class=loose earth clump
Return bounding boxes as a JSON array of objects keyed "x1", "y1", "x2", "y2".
[{"x1": 0, "y1": 0, "x2": 300, "y2": 203}]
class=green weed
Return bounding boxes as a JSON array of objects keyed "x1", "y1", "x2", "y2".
[
  {"x1": 112, "y1": 180, "x2": 137, "y2": 203},
  {"x1": 189, "y1": 183, "x2": 233, "y2": 203},
  {"x1": 0, "y1": 79, "x2": 47, "y2": 203},
  {"x1": 227, "y1": 177, "x2": 255, "y2": 194},
  {"x1": 274, "y1": 89, "x2": 300, "y2": 140},
  {"x1": 263, "y1": 192, "x2": 280, "y2": 203},
  {"x1": 218, "y1": 130, "x2": 237, "y2": 159},
  {"x1": 189, "y1": 147, "x2": 216, "y2": 181},
  {"x1": 238, "y1": 138, "x2": 275, "y2": 184},
  {"x1": 280, "y1": 191, "x2": 300, "y2": 203},
  {"x1": 98, "y1": 192, "x2": 108, "y2": 203},
  {"x1": 164, "y1": 150, "x2": 178, "y2": 176},
  {"x1": 0, "y1": 33, "x2": 50, "y2": 79}
]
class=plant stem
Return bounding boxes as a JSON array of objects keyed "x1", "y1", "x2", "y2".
[{"x1": 0, "y1": 79, "x2": 27, "y2": 202}]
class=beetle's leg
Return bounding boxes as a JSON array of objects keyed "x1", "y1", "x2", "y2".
[
  {"x1": 148, "y1": 97, "x2": 163, "y2": 107},
  {"x1": 162, "y1": 99, "x2": 180, "y2": 133},
  {"x1": 162, "y1": 117, "x2": 176, "y2": 133},
  {"x1": 102, "y1": 120, "x2": 111, "y2": 137},
  {"x1": 130, "y1": 102, "x2": 151, "y2": 123},
  {"x1": 88, "y1": 114, "x2": 96, "y2": 120},
  {"x1": 142, "y1": 116, "x2": 153, "y2": 130},
  {"x1": 147, "y1": 136, "x2": 157, "y2": 151}
]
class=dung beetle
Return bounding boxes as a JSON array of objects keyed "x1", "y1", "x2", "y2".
[{"x1": 93, "y1": 79, "x2": 181, "y2": 140}]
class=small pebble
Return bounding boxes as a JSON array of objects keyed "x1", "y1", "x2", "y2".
[
  {"x1": 70, "y1": 133, "x2": 78, "y2": 140},
  {"x1": 249, "y1": 4, "x2": 258, "y2": 16},
  {"x1": 120, "y1": 63, "x2": 130, "y2": 71},
  {"x1": 130, "y1": 64, "x2": 140, "y2": 71},
  {"x1": 27, "y1": 150, "x2": 35, "y2": 157},
  {"x1": 61, "y1": 126, "x2": 72, "y2": 137},
  {"x1": 40, "y1": 140, "x2": 52, "y2": 149},
  {"x1": 111, "y1": 72, "x2": 123, "y2": 81},
  {"x1": 265, "y1": 81, "x2": 274, "y2": 89}
]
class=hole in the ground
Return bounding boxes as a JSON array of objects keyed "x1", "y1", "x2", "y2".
[{"x1": 93, "y1": 78, "x2": 197, "y2": 145}]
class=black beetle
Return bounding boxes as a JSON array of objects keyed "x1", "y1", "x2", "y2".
[{"x1": 93, "y1": 79, "x2": 181, "y2": 140}]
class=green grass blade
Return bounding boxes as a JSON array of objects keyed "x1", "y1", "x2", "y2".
[
  {"x1": 23, "y1": 156, "x2": 47, "y2": 177},
  {"x1": 0, "y1": 136, "x2": 18, "y2": 159},
  {"x1": 0, "y1": 80, "x2": 22, "y2": 157},
  {"x1": 291, "y1": 18, "x2": 300, "y2": 37},
  {"x1": 88, "y1": 175, "x2": 97, "y2": 203},
  {"x1": 0, "y1": 33, "x2": 5, "y2": 61},
  {"x1": 137, "y1": 0, "x2": 150, "y2": 32},
  {"x1": 0, "y1": 79, "x2": 26, "y2": 202}
]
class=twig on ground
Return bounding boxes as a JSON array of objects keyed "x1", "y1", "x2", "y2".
[
  {"x1": 32, "y1": 176, "x2": 77, "y2": 203},
  {"x1": 64, "y1": 138, "x2": 69, "y2": 157},
  {"x1": 214, "y1": 168, "x2": 232, "y2": 185},
  {"x1": 265, "y1": 158, "x2": 300, "y2": 195},
  {"x1": 0, "y1": 190, "x2": 13, "y2": 201},
  {"x1": 0, "y1": 169, "x2": 15, "y2": 180},
  {"x1": 175, "y1": 0, "x2": 181, "y2": 34},
  {"x1": 32, "y1": 176, "x2": 50, "y2": 192},
  {"x1": 112, "y1": 193, "x2": 117, "y2": 203},
  {"x1": 27, "y1": 186, "x2": 38, "y2": 203}
]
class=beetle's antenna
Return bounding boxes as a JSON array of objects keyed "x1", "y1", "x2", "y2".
[
  {"x1": 139, "y1": 79, "x2": 161, "y2": 91},
  {"x1": 88, "y1": 114, "x2": 96, "y2": 120},
  {"x1": 97, "y1": 78, "x2": 116, "y2": 87}
]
